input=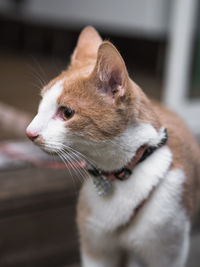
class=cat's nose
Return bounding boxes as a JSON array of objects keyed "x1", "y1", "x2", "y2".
[{"x1": 26, "y1": 130, "x2": 39, "y2": 141}]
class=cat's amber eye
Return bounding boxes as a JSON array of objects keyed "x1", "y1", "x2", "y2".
[{"x1": 62, "y1": 107, "x2": 75, "y2": 120}]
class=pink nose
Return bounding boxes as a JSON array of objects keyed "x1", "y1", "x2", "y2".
[{"x1": 26, "y1": 130, "x2": 39, "y2": 141}]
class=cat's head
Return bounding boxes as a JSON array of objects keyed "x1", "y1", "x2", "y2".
[{"x1": 26, "y1": 26, "x2": 162, "y2": 171}]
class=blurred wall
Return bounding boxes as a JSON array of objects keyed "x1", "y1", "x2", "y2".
[{"x1": 0, "y1": 0, "x2": 171, "y2": 38}]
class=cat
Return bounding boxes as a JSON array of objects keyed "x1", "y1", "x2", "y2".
[{"x1": 26, "y1": 26, "x2": 200, "y2": 267}]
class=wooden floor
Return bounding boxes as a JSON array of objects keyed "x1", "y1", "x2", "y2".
[{"x1": 0, "y1": 141, "x2": 81, "y2": 267}]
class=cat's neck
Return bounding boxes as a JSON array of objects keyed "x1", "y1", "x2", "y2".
[{"x1": 72, "y1": 122, "x2": 166, "y2": 172}]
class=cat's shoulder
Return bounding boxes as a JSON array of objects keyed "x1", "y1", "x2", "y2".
[{"x1": 151, "y1": 99, "x2": 200, "y2": 220}]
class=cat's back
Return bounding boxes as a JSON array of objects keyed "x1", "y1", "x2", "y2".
[{"x1": 151, "y1": 100, "x2": 200, "y2": 220}]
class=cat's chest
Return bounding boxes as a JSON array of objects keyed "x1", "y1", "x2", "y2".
[
  {"x1": 80, "y1": 146, "x2": 174, "y2": 233},
  {"x1": 80, "y1": 166, "x2": 187, "y2": 251}
]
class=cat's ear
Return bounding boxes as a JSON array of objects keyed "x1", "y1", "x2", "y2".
[
  {"x1": 91, "y1": 41, "x2": 128, "y2": 103},
  {"x1": 71, "y1": 26, "x2": 102, "y2": 63}
]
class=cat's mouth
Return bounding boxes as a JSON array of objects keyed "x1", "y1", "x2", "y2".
[
  {"x1": 39, "y1": 144, "x2": 61, "y2": 156},
  {"x1": 41, "y1": 146, "x2": 57, "y2": 155},
  {"x1": 31, "y1": 138, "x2": 59, "y2": 155}
]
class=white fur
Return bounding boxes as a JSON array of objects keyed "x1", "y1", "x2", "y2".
[
  {"x1": 83, "y1": 146, "x2": 172, "y2": 231},
  {"x1": 68, "y1": 124, "x2": 167, "y2": 172},
  {"x1": 80, "y1": 164, "x2": 190, "y2": 267},
  {"x1": 82, "y1": 252, "x2": 120, "y2": 267},
  {"x1": 27, "y1": 80, "x2": 63, "y2": 134},
  {"x1": 27, "y1": 79, "x2": 68, "y2": 151},
  {"x1": 27, "y1": 80, "x2": 64, "y2": 133},
  {"x1": 121, "y1": 168, "x2": 190, "y2": 267}
]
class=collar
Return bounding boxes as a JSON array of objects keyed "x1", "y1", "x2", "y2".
[
  {"x1": 88, "y1": 128, "x2": 168, "y2": 183},
  {"x1": 88, "y1": 128, "x2": 168, "y2": 222}
]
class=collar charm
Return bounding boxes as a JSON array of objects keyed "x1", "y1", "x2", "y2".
[{"x1": 92, "y1": 175, "x2": 113, "y2": 196}]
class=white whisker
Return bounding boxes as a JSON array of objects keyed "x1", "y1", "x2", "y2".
[{"x1": 60, "y1": 148, "x2": 87, "y2": 183}]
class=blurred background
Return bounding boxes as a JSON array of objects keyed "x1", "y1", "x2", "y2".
[{"x1": 0, "y1": 0, "x2": 199, "y2": 266}]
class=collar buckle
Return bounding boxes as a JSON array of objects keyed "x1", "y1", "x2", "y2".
[{"x1": 114, "y1": 167, "x2": 132, "y2": 180}]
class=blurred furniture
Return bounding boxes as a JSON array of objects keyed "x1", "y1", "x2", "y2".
[
  {"x1": 0, "y1": 141, "x2": 81, "y2": 267},
  {"x1": 0, "y1": 0, "x2": 170, "y2": 39},
  {"x1": 164, "y1": 0, "x2": 200, "y2": 135}
]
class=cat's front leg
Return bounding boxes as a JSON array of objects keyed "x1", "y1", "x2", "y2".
[
  {"x1": 127, "y1": 252, "x2": 143, "y2": 267},
  {"x1": 143, "y1": 222, "x2": 190, "y2": 267},
  {"x1": 80, "y1": 241, "x2": 120, "y2": 267},
  {"x1": 79, "y1": 221, "x2": 120, "y2": 267},
  {"x1": 81, "y1": 250, "x2": 120, "y2": 267},
  {"x1": 78, "y1": 184, "x2": 121, "y2": 267}
]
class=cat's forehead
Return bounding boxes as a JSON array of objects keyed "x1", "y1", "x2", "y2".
[
  {"x1": 41, "y1": 62, "x2": 94, "y2": 97},
  {"x1": 40, "y1": 62, "x2": 100, "y2": 113}
]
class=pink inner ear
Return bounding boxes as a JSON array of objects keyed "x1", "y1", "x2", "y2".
[
  {"x1": 109, "y1": 70, "x2": 122, "y2": 92},
  {"x1": 98, "y1": 68, "x2": 124, "y2": 98},
  {"x1": 93, "y1": 42, "x2": 128, "y2": 99}
]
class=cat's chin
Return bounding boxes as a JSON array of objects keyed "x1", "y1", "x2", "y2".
[
  {"x1": 32, "y1": 140, "x2": 59, "y2": 155},
  {"x1": 40, "y1": 145, "x2": 58, "y2": 156}
]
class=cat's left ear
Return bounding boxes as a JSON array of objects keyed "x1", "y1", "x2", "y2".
[
  {"x1": 91, "y1": 41, "x2": 129, "y2": 103},
  {"x1": 71, "y1": 26, "x2": 102, "y2": 63}
]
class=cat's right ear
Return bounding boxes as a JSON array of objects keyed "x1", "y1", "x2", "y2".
[
  {"x1": 71, "y1": 26, "x2": 102, "y2": 63},
  {"x1": 91, "y1": 41, "x2": 129, "y2": 104}
]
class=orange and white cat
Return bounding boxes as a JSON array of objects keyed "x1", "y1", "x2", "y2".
[{"x1": 26, "y1": 26, "x2": 200, "y2": 267}]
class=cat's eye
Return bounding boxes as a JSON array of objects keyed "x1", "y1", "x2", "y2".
[{"x1": 62, "y1": 107, "x2": 75, "y2": 120}]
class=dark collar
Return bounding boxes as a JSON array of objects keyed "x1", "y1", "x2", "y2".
[{"x1": 88, "y1": 128, "x2": 168, "y2": 181}]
